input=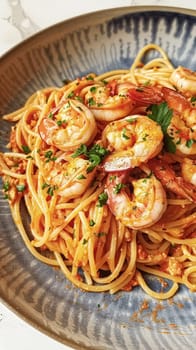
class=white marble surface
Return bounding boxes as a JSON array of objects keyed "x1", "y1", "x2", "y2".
[{"x1": 0, "y1": 1, "x2": 195, "y2": 350}]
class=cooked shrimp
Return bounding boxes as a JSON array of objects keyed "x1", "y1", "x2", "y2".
[
  {"x1": 102, "y1": 115, "x2": 163, "y2": 171},
  {"x1": 83, "y1": 80, "x2": 134, "y2": 121},
  {"x1": 129, "y1": 86, "x2": 196, "y2": 155},
  {"x1": 162, "y1": 88, "x2": 196, "y2": 155},
  {"x1": 42, "y1": 156, "x2": 96, "y2": 199},
  {"x1": 39, "y1": 99, "x2": 97, "y2": 151},
  {"x1": 148, "y1": 159, "x2": 196, "y2": 202},
  {"x1": 105, "y1": 169, "x2": 167, "y2": 229},
  {"x1": 170, "y1": 66, "x2": 196, "y2": 97},
  {"x1": 181, "y1": 158, "x2": 196, "y2": 186}
]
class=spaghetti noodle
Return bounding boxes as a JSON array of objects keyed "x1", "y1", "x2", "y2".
[{"x1": 0, "y1": 44, "x2": 196, "y2": 299}]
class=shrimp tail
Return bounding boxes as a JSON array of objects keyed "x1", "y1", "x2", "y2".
[
  {"x1": 148, "y1": 159, "x2": 196, "y2": 202},
  {"x1": 128, "y1": 86, "x2": 164, "y2": 106}
]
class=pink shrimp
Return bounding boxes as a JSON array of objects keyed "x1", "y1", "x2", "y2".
[
  {"x1": 39, "y1": 99, "x2": 97, "y2": 151},
  {"x1": 83, "y1": 80, "x2": 135, "y2": 121},
  {"x1": 170, "y1": 66, "x2": 196, "y2": 97},
  {"x1": 102, "y1": 115, "x2": 163, "y2": 171},
  {"x1": 105, "y1": 169, "x2": 167, "y2": 229},
  {"x1": 128, "y1": 85, "x2": 196, "y2": 155},
  {"x1": 148, "y1": 159, "x2": 196, "y2": 202}
]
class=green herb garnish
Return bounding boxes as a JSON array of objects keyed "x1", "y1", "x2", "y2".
[
  {"x1": 88, "y1": 97, "x2": 96, "y2": 106},
  {"x1": 86, "y1": 75, "x2": 94, "y2": 81},
  {"x1": 42, "y1": 182, "x2": 50, "y2": 189},
  {"x1": 3, "y1": 181, "x2": 10, "y2": 192},
  {"x1": 72, "y1": 144, "x2": 109, "y2": 172},
  {"x1": 148, "y1": 102, "x2": 176, "y2": 153},
  {"x1": 186, "y1": 139, "x2": 195, "y2": 148},
  {"x1": 72, "y1": 144, "x2": 88, "y2": 158},
  {"x1": 77, "y1": 174, "x2": 86, "y2": 180},
  {"x1": 122, "y1": 128, "x2": 130, "y2": 140},
  {"x1": 109, "y1": 175, "x2": 117, "y2": 182},
  {"x1": 44, "y1": 150, "x2": 57, "y2": 162},
  {"x1": 22, "y1": 145, "x2": 31, "y2": 154},
  {"x1": 67, "y1": 91, "x2": 75, "y2": 98},
  {"x1": 95, "y1": 232, "x2": 106, "y2": 237},
  {"x1": 97, "y1": 192, "x2": 108, "y2": 207},
  {"x1": 56, "y1": 119, "x2": 67, "y2": 126},
  {"x1": 82, "y1": 238, "x2": 88, "y2": 245},
  {"x1": 16, "y1": 184, "x2": 26, "y2": 192},
  {"x1": 90, "y1": 86, "x2": 97, "y2": 93},
  {"x1": 48, "y1": 112, "x2": 53, "y2": 119},
  {"x1": 191, "y1": 96, "x2": 196, "y2": 103},
  {"x1": 164, "y1": 134, "x2": 176, "y2": 153},
  {"x1": 126, "y1": 117, "x2": 137, "y2": 124},
  {"x1": 89, "y1": 219, "x2": 96, "y2": 227},
  {"x1": 47, "y1": 185, "x2": 57, "y2": 197},
  {"x1": 113, "y1": 183, "x2": 125, "y2": 194}
]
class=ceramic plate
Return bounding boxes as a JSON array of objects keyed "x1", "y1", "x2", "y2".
[{"x1": 0, "y1": 6, "x2": 196, "y2": 350}]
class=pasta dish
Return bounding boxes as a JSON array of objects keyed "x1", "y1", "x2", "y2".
[{"x1": 0, "y1": 44, "x2": 196, "y2": 299}]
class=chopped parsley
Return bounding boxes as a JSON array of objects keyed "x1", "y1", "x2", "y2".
[
  {"x1": 109, "y1": 175, "x2": 117, "y2": 182},
  {"x1": 42, "y1": 182, "x2": 50, "y2": 189},
  {"x1": 97, "y1": 192, "x2": 108, "y2": 207},
  {"x1": 148, "y1": 102, "x2": 176, "y2": 153},
  {"x1": 143, "y1": 80, "x2": 151, "y2": 86},
  {"x1": 16, "y1": 184, "x2": 26, "y2": 192},
  {"x1": 148, "y1": 102, "x2": 173, "y2": 134},
  {"x1": 86, "y1": 75, "x2": 94, "y2": 81},
  {"x1": 146, "y1": 171, "x2": 152, "y2": 178},
  {"x1": 176, "y1": 138, "x2": 181, "y2": 145},
  {"x1": 90, "y1": 86, "x2": 97, "y2": 93},
  {"x1": 67, "y1": 91, "x2": 75, "y2": 98},
  {"x1": 126, "y1": 117, "x2": 137, "y2": 124},
  {"x1": 72, "y1": 144, "x2": 88, "y2": 157},
  {"x1": 122, "y1": 128, "x2": 130, "y2": 140},
  {"x1": 89, "y1": 219, "x2": 96, "y2": 227},
  {"x1": 72, "y1": 144, "x2": 109, "y2": 172},
  {"x1": 113, "y1": 183, "x2": 125, "y2": 194},
  {"x1": 142, "y1": 133, "x2": 149, "y2": 141},
  {"x1": 48, "y1": 112, "x2": 53, "y2": 119},
  {"x1": 191, "y1": 96, "x2": 196, "y2": 103},
  {"x1": 42, "y1": 183, "x2": 57, "y2": 197},
  {"x1": 95, "y1": 232, "x2": 106, "y2": 237},
  {"x1": 75, "y1": 96, "x2": 83, "y2": 102},
  {"x1": 77, "y1": 174, "x2": 86, "y2": 180},
  {"x1": 3, "y1": 181, "x2": 10, "y2": 192},
  {"x1": 88, "y1": 97, "x2": 96, "y2": 106},
  {"x1": 56, "y1": 119, "x2": 67, "y2": 126},
  {"x1": 47, "y1": 185, "x2": 58, "y2": 197},
  {"x1": 164, "y1": 134, "x2": 176, "y2": 153},
  {"x1": 82, "y1": 238, "x2": 88, "y2": 245},
  {"x1": 22, "y1": 145, "x2": 31, "y2": 154},
  {"x1": 186, "y1": 139, "x2": 195, "y2": 148},
  {"x1": 44, "y1": 150, "x2": 57, "y2": 162},
  {"x1": 3, "y1": 194, "x2": 10, "y2": 199}
]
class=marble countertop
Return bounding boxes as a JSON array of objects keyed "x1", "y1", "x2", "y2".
[{"x1": 0, "y1": 1, "x2": 195, "y2": 350}]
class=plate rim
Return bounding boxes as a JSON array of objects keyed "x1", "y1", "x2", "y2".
[
  {"x1": 0, "y1": 5, "x2": 195, "y2": 63},
  {"x1": 0, "y1": 5, "x2": 196, "y2": 349}
]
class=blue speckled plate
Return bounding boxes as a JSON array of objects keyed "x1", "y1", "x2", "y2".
[{"x1": 0, "y1": 6, "x2": 196, "y2": 350}]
